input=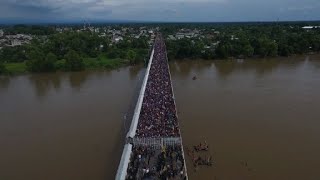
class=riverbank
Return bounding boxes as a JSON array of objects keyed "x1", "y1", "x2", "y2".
[
  {"x1": 2, "y1": 56, "x2": 130, "y2": 75},
  {"x1": 3, "y1": 53, "x2": 319, "y2": 75},
  {"x1": 172, "y1": 52, "x2": 320, "y2": 62}
]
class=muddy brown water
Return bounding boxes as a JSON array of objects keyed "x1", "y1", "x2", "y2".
[{"x1": 1, "y1": 55, "x2": 320, "y2": 180}]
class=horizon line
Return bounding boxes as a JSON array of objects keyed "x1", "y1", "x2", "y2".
[{"x1": 0, "y1": 19, "x2": 320, "y2": 26}]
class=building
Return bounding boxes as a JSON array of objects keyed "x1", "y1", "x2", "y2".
[
  {"x1": 56, "y1": 28, "x2": 63, "y2": 33},
  {"x1": 302, "y1": 26, "x2": 320, "y2": 29},
  {"x1": 99, "y1": 33, "x2": 107, "y2": 37},
  {"x1": 176, "y1": 33, "x2": 185, "y2": 39},
  {"x1": 11, "y1": 39, "x2": 22, "y2": 46},
  {"x1": 168, "y1": 35, "x2": 176, "y2": 40},
  {"x1": 112, "y1": 35, "x2": 123, "y2": 43},
  {"x1": 0, "y1": 29, "x2": 3, "y2": 37}
]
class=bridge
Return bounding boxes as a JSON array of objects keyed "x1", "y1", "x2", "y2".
[{"x1": 115, "y1": 34, "x2": 188, "y2": 180}]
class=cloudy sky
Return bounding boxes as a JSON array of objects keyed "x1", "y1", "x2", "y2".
[{"x1": 0, "y1": 0, "x2": 319, "y2": 22}]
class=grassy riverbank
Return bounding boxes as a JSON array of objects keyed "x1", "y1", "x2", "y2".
[
  {"x1": 5, "y1": 63, "x2": 27, "y2": 74},
  {"x1": 3, "y1": 56, "x2": 130, "y2": 75}
]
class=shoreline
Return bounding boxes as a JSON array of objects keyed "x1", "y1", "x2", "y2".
[
  {"x1": 172, "y1": 52, "x2": 320, "y2": 62},
  {"x1": 1, "y1": 58, "x2": 137, "y2": 76},
  {"x1": 2, "y1": 53, "x2": 319, "y2": 76}
]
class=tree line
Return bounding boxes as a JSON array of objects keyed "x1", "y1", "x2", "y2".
[
  {"x1": 164, "y1": 24, "x2": 320, "y2": 60},
  {"x1": 0, "y1": 30, "x2": 149, "y2": 74},
  {"x1": 1, "y1": 23, "x2": 320, "y2": 74},
  {"x1": 3, "y1": 25, "x2": 56, "y2": 35}
]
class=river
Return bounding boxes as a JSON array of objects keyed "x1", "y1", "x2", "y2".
[{"x1": 1, "y1": 55, "x2": 320, "y2": 180}]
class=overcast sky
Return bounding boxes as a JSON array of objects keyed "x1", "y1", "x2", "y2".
[{"x1": 0, "y1": 0, "x2": 319, "y2": 22}]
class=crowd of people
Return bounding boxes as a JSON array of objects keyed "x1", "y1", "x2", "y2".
[
  {"x1": 193, "y1": 141, "x2": 209, "y2": 152},
  {"x1": 125, "y1": 34, "x2": 187, "y2": 179},
  {"x1": 186, "y1": 147, "x2": 213, "y2": 168},
  {"x1": 186, "y1": 141, "x2": 214, "y2": 170},
  {"x1": 136, "y1": 34, "x2": 180, "y2": 138},
  {"x1": 126, "y1": 146, "x2": 186, "y2": 180}
]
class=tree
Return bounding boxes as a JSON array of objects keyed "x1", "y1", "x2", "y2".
[
  {"x1": 107, "y1": 48, "x2": 119, "y2": 59},
  {"x1": 26, "y1": 48, "x2": 46, "y2": 72},
  {"x1": 0, "y1": 62, "x2": 7, "y2": 74},
  {"x1": 0, "y1": 46, "x2": 26, "y2": 62},
  {"x1": 26, "y1": 50, "x2": 56, "y2": 72},
  {"x1": 64, "y1": 50, "x2": 84, "y2": 71},
  {"x1": 201, "y1": 50, "x2": 215, "y2": 60},
  {"x1": 43, "y1": 52, "x2": 57, "y2": 72},
  {"x1": 216, "y1": 44, "x2": 229, "y2": 59},
  {"x1": 127, "y1": 50, "x2": 137, "y2": 64},
  {"x1": 242, "y1": 44, "x2": 254, "y2": 57},
  {"x1": 254, "y1": 37, "x2": 278, "y2": 57}
]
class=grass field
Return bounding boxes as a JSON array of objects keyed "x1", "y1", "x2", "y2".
[{"x1": 5, "y1": 62, "x2": 27, "y2": 74}]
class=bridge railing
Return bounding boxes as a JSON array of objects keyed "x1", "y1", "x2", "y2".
[
  {"x1": 164, "y1": 38, "x2": 189, "y2": 180},
  {"x1": 126, "y1": 48, "x2": 155, "y2": 138},
  {"x1": 115, "y1": 144, "x2": 132, "y2": 180}
]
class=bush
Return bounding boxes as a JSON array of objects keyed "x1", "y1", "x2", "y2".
[
  {"x1": 0, "y1": 62, "x2": 7, "y2": 74},
  {"x1": 64, "y1": 50, "x2": 84, "y2": 71}
]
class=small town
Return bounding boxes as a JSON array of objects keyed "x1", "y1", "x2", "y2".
[{"x1": 0, "y1": 25, "x2": 222, "y2": 50}]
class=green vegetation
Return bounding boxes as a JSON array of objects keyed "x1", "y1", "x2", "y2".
[
  {"x1": 64, "y1": 50, "x2": 84, "y2": 71},
  {"x1": 26, "y1": 49, "x2": 55, "y2": 72},
  {"x1": 0, "y1": 55, "x2": 129, "y2": 75},
  {"x1": 0, "y1": 62, "x2": 7, "y2": 74},
  {"x1": 4, "y1": 62, "x2": 27, "y2": 74},
  {"x1": 0, "y1": 29, "x2": 149, "y2": 74},
  {"x1": 83, "y1": 55, "x2": 128, "y2": 69},
  {"x1": 163, "y1": 23, "x2": 320, "y2": 60},
  {"x1": 4, "y1": 25, "x2": 56, "y2": 35},
  {"x1": 1, "y1": 23, "x2": 320, "y2": 75},
  {"x1": 0, "y1": 46, "x2": 27, "y2": 63}
]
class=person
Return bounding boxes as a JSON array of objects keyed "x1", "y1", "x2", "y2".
[
  {"x1": 203, "y1": 140, "x2": 209, "y2": 150},
  {"x1": 206, "y1": 156, "x2": 213, "y2": 166}
]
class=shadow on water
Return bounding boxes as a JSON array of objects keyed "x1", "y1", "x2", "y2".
[
  {"x1": 129, "y1": 65, "x2": 144, "y2": 80},
  {"x1": 124, "y1": 66, "x2": 146, "y2": 133},
  {"x1": 213, "y1": 60, "x2": 238, "y2": 79},
  {"x1": 0, "y1": 76, "x2": 10, "y2": 90},
  {"x1": 108, "y1": 65, "x2": 145, "y2": 178},
  {"x1": 28, "y1": 73, "x2": 64, "y2": 98},
  {"x1": 68, "y1": 71, "x2": 89, "y2": 91},
  {"x1": 213, "y1": 56, "x2": 307, "y2": 79},
  {"x1": 85, "y1": 70, "x2": 112, "y2": 82},
  {"x1": 28, "y1": 71, "x2": 93, "y2": 99},
  {"x1": 170, "y1": 60, "x2": 193, "y2": 78},
  {"x1": 307, "y1": 55, "x2": 320, "y2": 70},
  {"x1": 170, "y1": 59, "x2": 214, "y2": 79},
  {"x1": 106, "y1": 120, "x2": 127, "y2": 179}
]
